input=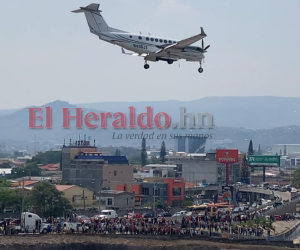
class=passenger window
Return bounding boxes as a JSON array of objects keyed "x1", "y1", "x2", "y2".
[
  {"x1": 164, "y1": 40, "x2": 167, "y2": 43},
  {"x1": 146, "y1": 37, "x2": 149, "y2": 41},
  {"x1": 139, "y1": 36, "x2": 142, "y2": 40},
  {"x1": 155, "y1": 39, "x2": 158, "y2": 42},
  {"x1": 169, "y1": 40, "x2": 172, "y2": 43},
  {"x1": 150, "y1": 38, "x2": 154, "y2": 42},
  {"x1": 159, "y1": 39, "x2": 163, "y2": 43},
  {"x1": 129, "y1": 35, "x2": 132, "y2": 38}
]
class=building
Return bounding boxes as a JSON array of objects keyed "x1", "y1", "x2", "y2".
[
  {"x1": 100, "y1": 190, "x2": 135, "y2": 209},
  {"x1": 272, "y1": 144, "x2": 300, "y2": 156},
  {"x1": 140, "y1": 164, "x2": 179, "y2": 178},
  {"x1": 61, "y1": 139, "x2": 131, "y2": 193},
  {"x1": 114, "y1": 177, "x2": 185, "y2": 207},
  {"x1": 167, "y1": 153, "x2": 217, "y2": 184},
  {"x1": 174, "y1": 136, "x2": 206, "y2": 154},
  {"x1": 102, "y1": 164, "x2": 133, "y2": 190},
  {"x1": 56, "y1": 185, "x2": 94, "y2": 208}
]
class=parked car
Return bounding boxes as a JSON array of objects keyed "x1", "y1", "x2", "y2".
[
  {"x1": 157, "y1": 212, "x2": 172, "y2": 217},
  {"x1": 142, "y1": 213, "x2": 153, "y2": 219}
]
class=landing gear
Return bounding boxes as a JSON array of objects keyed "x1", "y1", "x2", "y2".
[
  {"x1": 198, "y1": 60, "x2": 204, "y2": 73},
  {"x1": 144, "y1": 60, "x2": 150, "y2": 69},
  {"x1": 167, "y1": 59, "x2": 173, "y2": 65}
]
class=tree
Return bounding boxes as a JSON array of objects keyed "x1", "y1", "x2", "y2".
[
  {"x1": 160, "y1": 141, "x2": 167, "y2": 164},
  {"x1": 128, "y1": 155, "x2": 142, "y2": 165},
  {"x1": 0, "y1": 179, "x2": 11, "y2": 187},
  {"x1": 11, "y1": 161, "x2": 41, "y2": 178},
  {"x1": 258, "y1": 144, "x2": 262, "y2": 155},
  {"x1": 150, "y1": 156, "x2": 160, "y2": 164},
  {"x1": 115, "y1": 149, "x2": 121, "y2": 156},
  {"x1": 241, "y1": 155, "x2": 250, "y2": 183},
  {"x1": 247, "y1": 140, "x2": 254, "y2": 155},
  {"x1": 141, "y1": 138, "x2": 147, "y2": 166},
  {"x1": 25, "y1": 182, "x2": 72, "y2": 218},
  {"x1": 292, "y1": 168, "x2": 300, "y2": 187},
  {"x1": 28, "y1": 151, "x2": 61, "y2": 164},
  {"x1": 0, "y1": 162, "x2": 11, "y2": 169},
  {"x1": 0, "y1": 188, "x2": 19, "y2": 212}
]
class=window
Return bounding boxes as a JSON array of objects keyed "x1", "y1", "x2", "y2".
[
  {"x1": 139, "y1": 36, "x2": 142, "y2": 40},
  {"x1": 155, "y1": 39, "x2": 158, "y2": 42},
  {"x1": 146, "y1": 37, "x2": 149, "y2": 41},
  {"x1": 129, "y1": 35, "x2": 132, "y2": 38},
  {"x1": 172, "y1": 188, "x2": 181, "y2": 197},
  {"x1": 169, "y1": 40, "x2": 172, "y2": 43},
  {"x1": 142, "y1": 187, "x2": 150, "y2": 195},
  {"x1": 173, "y1": 41, "x2": 176, "y2": 43},
  {"x1": 28, "y1": 215, "x2": 32, "y2": 218},
  {"x1": 107, "y1": 198, "x2": 113, "y2": 206},
  {"x1": 114, "y1": 170, "x2": 117, "y2": 176},
  {"x1": 151, "y1": 38, "x2": 154, "y2": 42},
  {"x1": 159, "y1": 39, "x2": 163, "y2": 43},
  {"x1": 164, "y1": 40, "x2": 167, "y2": 43}
]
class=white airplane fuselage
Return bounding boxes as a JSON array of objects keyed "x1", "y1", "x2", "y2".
[{"x1": 99, "y1": 32, "x2": 205, "y2": 62}]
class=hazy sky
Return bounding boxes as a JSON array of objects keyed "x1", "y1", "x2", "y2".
[{"x1": 0, "y1": 0, "x2": 299, "y2": 110}]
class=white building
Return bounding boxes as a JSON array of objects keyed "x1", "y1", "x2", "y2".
[{"x1": 272, "y1": 144, "x2": 300, "y2": 156}]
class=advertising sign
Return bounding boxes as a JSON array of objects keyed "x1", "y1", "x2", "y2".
[
  {"x1": 247, "y1": 155, "x2": 280, "y2": 166},
  {"x1": 222, "y1": 186, "x2": 233, "y2": 201},
  {"x1": 216, "y1": 150, "x2": 239, "y2": 164}
]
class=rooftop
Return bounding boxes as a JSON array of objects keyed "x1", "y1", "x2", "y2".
[{"x1": 56, "y1": 185, "x2": 75, "y2": 191}]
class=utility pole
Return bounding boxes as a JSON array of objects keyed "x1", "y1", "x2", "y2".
[
  {"x1": 98, "y1": 179, "x2": 102, "y2": 213},
  {"x1": 153, "y1": 182, "x2": 156, "y2": 217},
  {"x1": 21, "y1": 178, "x2": 24, "y2": 214},
  {"x1": 83, "y1": 189, "x2": 86, "y2": 212}
]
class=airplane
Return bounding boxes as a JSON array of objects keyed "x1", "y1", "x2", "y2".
[{"x1": 73, "y1": 3, "x2": 210, "y2": 73}]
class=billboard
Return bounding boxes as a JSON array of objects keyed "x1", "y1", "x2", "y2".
[
  {"x1": 222, "y1": 186, "x2": 233, "y2": 201},
  {"x1": 247, "y1": 155, "x2": 280, "y2": 166},
  {"x1": 216, "y1": 149, "x2": 239, "y2": 164}
]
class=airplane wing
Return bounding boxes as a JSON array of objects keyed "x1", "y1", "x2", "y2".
[{"x1": 156, "y1": 27, "x2": 207, "y2": 54}]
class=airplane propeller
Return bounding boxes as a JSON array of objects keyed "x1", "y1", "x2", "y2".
[{"x1": 202, "y1": 39, "x2": 210, "y2": 53}]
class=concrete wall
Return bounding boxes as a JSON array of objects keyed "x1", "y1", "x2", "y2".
[
  {"x1": 180, "y1": 160, "x2": 217, "y2": 184},
  {"x1": 101, "y1": 193, "x2": 135, "y2": 209},
  {"x1": 63, "y1": 186, "x2": 94, "y2": 207},
  {"x1": 103, "y1": 165, "x2": 133, "y2": 189}
]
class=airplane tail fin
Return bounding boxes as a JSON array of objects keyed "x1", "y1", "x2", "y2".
[{"x1": 72, "y1": 3, "x2": 126, "y2": 34}]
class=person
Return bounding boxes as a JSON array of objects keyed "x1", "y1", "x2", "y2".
[{"x1": 25, "y1": 225, "x2": 29, "y2": 234}]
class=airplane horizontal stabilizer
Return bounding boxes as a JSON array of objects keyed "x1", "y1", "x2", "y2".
[{"x1": 72, "y1": 3, "x2": 101, "y2": 13}]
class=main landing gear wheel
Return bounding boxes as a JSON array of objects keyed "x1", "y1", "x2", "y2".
[
  {"x1": 144, "y1": 64, "x2": 150, "y2": 69},
  {"x1": 198, "y1": 68, "x2": 204, "y2": 73},
  {"x1": 167, "y1": 60, "x2": 173, "y2": 65}
]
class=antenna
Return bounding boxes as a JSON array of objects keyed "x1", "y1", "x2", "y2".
[
  {"x1": 139, "y1": 31, "x2": 142, "y2": 35},
  {"x1": 34, "y1": 134, "x2": 36, "y2": 155},
  {"x1": 94, "y1": 139, "x2": 96, "y2": 147},
  {"x1": 148, "y1": 33, "x2": 151, "y2": 36}
]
